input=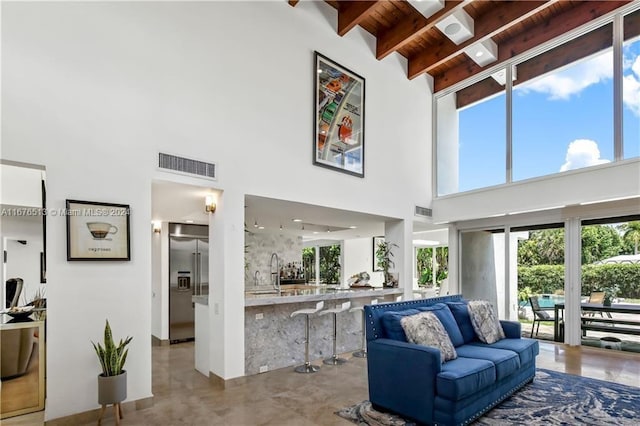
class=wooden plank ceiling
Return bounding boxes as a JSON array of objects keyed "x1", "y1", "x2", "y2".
[{"x1": 290, "y1": 0, "x2": 635, "y2": 94}]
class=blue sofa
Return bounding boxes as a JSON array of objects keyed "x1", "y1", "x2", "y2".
[{"x1": 364, "y1": 294, "x2": 539, "y2": 426}]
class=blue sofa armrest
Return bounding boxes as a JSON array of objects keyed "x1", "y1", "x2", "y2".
[
  {"x1": 500, "y1": 320, "x2": 521, "y2": 338},
  {"x1": 367, "y1": 338, "x2": 441, "y2": 424}
]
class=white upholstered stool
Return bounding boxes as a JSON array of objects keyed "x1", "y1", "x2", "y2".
[
  {"x1": 350, "y1": 299, "x2": 377, "y2": 358},
  {"x1": 290, "y1": 301, "x2": 324, "y2": 373},
  {"x1": 320, "y1": 301, "x2": 351, "y2": 365}
]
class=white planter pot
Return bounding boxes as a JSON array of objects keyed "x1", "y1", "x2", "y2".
[{"x1": 98, "y1": 370, "x2": 127, "y2": 405}]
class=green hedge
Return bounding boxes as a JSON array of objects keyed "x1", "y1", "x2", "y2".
[{"x1": 518, "y1": 263, "x2": 640, "y2": 299}]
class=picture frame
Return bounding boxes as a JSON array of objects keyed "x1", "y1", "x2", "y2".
[
  {"x1": 66, "y1": 199, "x2": 131, "y2": 261},
  {"x1": 373, "y1": 236, "x2": 384, "y2": 271},
  {"x1": 313, "y1": 51, "x2": 365, "y2": 178}
]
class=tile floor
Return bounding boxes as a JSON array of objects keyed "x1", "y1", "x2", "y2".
[{"x1": 5, "y1": 341, "x2": 640, "y2": 425}]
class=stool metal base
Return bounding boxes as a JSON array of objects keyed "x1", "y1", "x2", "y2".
[
  {"x1": 294, "y1": 363, "x2": 320, "y2": 373},
  {"x1": 352, "y1": 349, "x2": 367, "y2": 358},
  {"x1": 323, "y1": 356, "x2": 348, "y2": 365}
]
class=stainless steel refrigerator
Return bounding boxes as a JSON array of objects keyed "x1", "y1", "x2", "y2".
[{"x1": 169, "y1": 223, "x2": 209, "y2": 343}]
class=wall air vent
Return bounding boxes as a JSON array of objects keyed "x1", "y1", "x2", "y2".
[
  {"x1": 158, "y1": 153, "x2": 216, "y2": 180},
  {"x1": 415, "y1": 205, "x2": 433, "y2": 218}
]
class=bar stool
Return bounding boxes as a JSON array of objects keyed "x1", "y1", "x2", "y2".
[
  {"x1": 320, "y1": 301, "x2": 351, "y2": 365},
  {"x1": 290, "y1": 301, "x2": 324, "y2": 373},
  {"x1": 350, "y1": 299, "x2": 377, "y2": 358}
]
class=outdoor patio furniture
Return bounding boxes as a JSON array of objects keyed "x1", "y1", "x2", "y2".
[
  {"x1": 529, "y1": 296, "x2": 555, "y2": 338},
  {"x1": 586, "y1": 292, "x2": 612, "y2": 318}
]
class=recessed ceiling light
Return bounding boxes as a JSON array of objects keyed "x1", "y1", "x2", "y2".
[
  {"x1": 435, "y1": 9, "x2": 474, "y2": 45},
  {"x1": 258, "y1": 226, "x2": 265, "y2": 230},
  {"x1": 292, "y1": 219, "x2": 302, "y2": 222},
  {"x1": 444, "y1": 22, "x2": 461, "y2": 35},
  {"x1": 491, "y1": 65, "x2": 517, "y2": 86},
  {"x1": 464, "y1": 39, "x2": 498, "y2": 66},
  {"x1": 408, "y1": 0, "x2": 444, "y2": 19},
  {"x1": 349, "y1": 226, "x2": 357, "y2": 229},
  {"x1": 185, "y1": 220, "x2": 194, "y2": 223},
  {"x1": 313, "y1": 231, "x2": 319, "y2": 234}
]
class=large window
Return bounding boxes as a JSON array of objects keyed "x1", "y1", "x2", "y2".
[
  {"x1": 579, "y1": 216, "x2": 640, "y2": 352},
  {"x1": 436, "y1": 10, "x2": 639, "y2": 196},
  {"x1": 624, "y1": 9, "x2": 640, "y2": 159},
  {"x1": 302, "y1": 243, "x2": 341, "y2": 284},
  {"x1": 513, "y1": 26, "x2": 613, "y2": 181},
  {"x1": 437, "y1": 76, "x2": 505, "y2": 195}
]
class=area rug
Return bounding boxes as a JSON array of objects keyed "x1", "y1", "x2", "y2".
[{"x1": 335, "y1": 369, "x2": 640, "y2": 425}]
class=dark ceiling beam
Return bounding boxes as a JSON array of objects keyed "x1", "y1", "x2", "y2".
[
  {"x1": 456, "y1": 24, "x2": 613, "y2": 109},
  {"x1": 624, "y1": 8, "x2": 640, "y2": 40},
  {"x1": 433, "y1": 0, "x2": 632, "y2": 92},
  {"x1": 376, "y1": 0, "x2": 472, "y2": 61},
  {"x1": 408, "y1": 0, "x2": 553, "y2": 79},
  {"x1": 288, "y1": 0, "x2": 299, "y2": 6},
  {"x1": 337, "y1": 1, "x2": 379, "y2": 37}
]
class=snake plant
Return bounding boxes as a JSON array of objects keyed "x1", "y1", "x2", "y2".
[{"x1": 91, "y1": 319, "x2": 133, "y2": 377}]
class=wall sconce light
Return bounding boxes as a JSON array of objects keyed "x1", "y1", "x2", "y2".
[
  {"x1": 152, "y1": 221, "x2": 162, "y2": 234},
  {"x1": 205, "y1": 195, "x2": 216, "y2": 213}
]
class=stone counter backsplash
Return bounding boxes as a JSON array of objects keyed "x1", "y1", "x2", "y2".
[{"x1": 245, "y1": 232, "x2": 302, "y2": 288}]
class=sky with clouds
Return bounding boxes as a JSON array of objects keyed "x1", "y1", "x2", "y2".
[{"x1": 456, "y1": 37, "x2": 640, "y2": 193}]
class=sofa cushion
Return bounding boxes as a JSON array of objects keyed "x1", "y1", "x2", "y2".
[
  {"x1": 467, "y1": 300, "x2": 505, "y2": 344},
  {"x1": 445, "y1": 301, "x2": 477, "y2": 344},
  {"x1": 436, "y1": 357, "x2": 496, "y2": 401},
  {"x1": 417, "y1": 303, "x2": 465, "y2": 348},
  {"x1": 380, "y1": 309, "x2": 421, "y2": 341},
  {"x1": 455, "y1": 344, "x2": 520, "y2": 381},
  {"x1": 471, "y1": 338, "x2": 539, "y2": 366},
  {"x1": 401, "y1": 311, "x2": 457, "y2": 363}
]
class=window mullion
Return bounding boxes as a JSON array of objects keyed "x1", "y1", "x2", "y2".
[
  {"x1": 506, "y1": 65, "x2": 513, "y2": 183},
  {"x1": 613, "y1": 13, "x2": 623, "y2": 161}
]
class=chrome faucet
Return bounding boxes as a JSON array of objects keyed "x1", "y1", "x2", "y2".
[
  {"x1": 254, "y1": 270, "x2": 260, "y2": 287},
  {"x1": 270, "y1": 252, "x2": 280, "y2": 293}
]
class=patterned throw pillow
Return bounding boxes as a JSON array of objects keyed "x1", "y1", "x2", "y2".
[
  {"x1": 467, "y1": 300, "x2": 505, "y2": 344},
  {"x1": 400, "y1": 311, "x2": 457, "y2": 363}
]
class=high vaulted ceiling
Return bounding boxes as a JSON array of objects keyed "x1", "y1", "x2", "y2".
[{"x1": 290, "y1": 0, "x2": 635, "y2": 93}]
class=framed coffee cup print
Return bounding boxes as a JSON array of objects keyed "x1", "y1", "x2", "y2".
[
  {"x1": 66, "y1": 199, "x2": 131, "y2": 261},
  {"x1": 314, "y1": 51, "x2": 365, "y2": 178}
]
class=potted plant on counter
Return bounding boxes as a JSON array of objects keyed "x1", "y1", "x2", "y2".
[
  {"x1": 92, "y1": 319, "x2": 132, "y2": 423},
  {"x1": 375, "y1": 241, "x2": 399, "y2": 288}
]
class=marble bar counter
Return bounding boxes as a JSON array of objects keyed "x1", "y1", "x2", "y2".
[
  {"x1": 245, "y1": 285, "x2": 402, "y2": 307},
  {"x1": 245, "y1": 286, "x2": 402, "y2": 375}
]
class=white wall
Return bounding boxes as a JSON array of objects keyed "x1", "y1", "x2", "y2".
[
  {"x1": 0, "y1": 164, "x2": 44, "y2": 208},
  {"x1": 460, "y1": 231, "x2": 499, "y2": 308},
  {"x1": 343, "y1": 237, "x2": 383, "y2": 287},
  {"x1": 2, "y1": 1, "x2": 432, "y2": 419},
  {"x1": 436, "y1": 93, "x2": 459, "y2": 196},
  {"x1": 433, "y1": 159, "x2": 640, "y2": 223}
]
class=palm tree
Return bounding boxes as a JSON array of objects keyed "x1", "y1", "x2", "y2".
[{"x1": 622, "y1": 221, "x2": 640, "y2": 255}]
